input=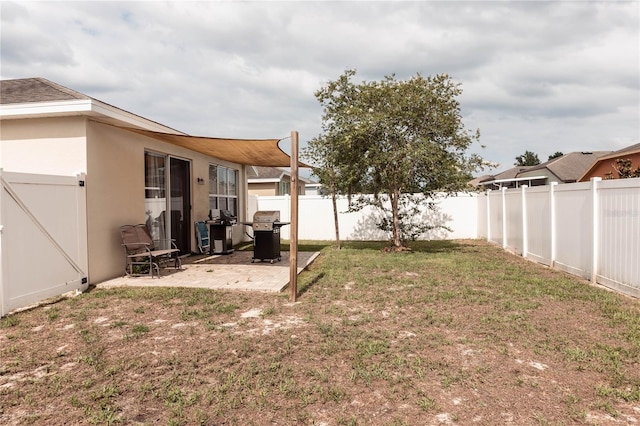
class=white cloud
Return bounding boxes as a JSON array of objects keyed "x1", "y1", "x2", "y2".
[{"x1": 1, "y1": 0, "x2": 638, "y2": 173}]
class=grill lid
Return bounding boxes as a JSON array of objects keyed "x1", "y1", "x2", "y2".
[
  {"x1": 252, "y1": 210, "x2": 280, "y2": 231},
  {"x1": 253, "y1": 210, "x2": 280, "y2": 223}
]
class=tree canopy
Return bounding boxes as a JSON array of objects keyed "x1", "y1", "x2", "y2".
[
  {"x1": 548, "y1": 151, "x2": 564, "y2": 161},
  {"x1": 515, "y1": 150, "x2": 541, "y2": 166},
  {"x1": 304, "y1": 69, "x2": 488, "y2": 248}
]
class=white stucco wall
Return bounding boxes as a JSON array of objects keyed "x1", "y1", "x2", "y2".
[
  {"x1": 0, "y1": 116, "x2": 87, "y2": 175},
  {"x1": 1, "y1": 116, "x2": 249, "y2": 284},
  {"x1": 86, "y1": 120, "x2": 248, "y2": 283}
]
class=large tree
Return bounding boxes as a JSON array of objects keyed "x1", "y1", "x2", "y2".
[
  {"x1": 307, "y1": 69, "x2": 487, "y2": 248},
  {"x1": 304, "y1": 132, "x2": 365, "y2": 249}
]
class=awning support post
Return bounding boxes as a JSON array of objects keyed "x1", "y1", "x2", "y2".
[{"x1": 289, "y1": 131, "x2": 299, "y2": 302}]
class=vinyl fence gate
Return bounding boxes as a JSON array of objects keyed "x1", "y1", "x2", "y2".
[{"x1": 0, "y1": 171, "x2": 88, "y2": 317}]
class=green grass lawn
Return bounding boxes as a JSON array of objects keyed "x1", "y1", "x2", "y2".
[{"x1": 1, "y1": 240, "x2": 639, "y2": 425}]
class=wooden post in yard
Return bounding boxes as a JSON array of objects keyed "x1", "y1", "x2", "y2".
[{"x1": 289, "y1": 131, "x2": 299, "y2": 302}]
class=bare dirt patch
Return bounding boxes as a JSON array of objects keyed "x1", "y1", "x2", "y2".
[{"x1": 1, "y1": 240, "x2": 639, "y2": 425}]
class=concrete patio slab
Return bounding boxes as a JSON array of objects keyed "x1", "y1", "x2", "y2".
[{"x1": 97, "y1": 251, "x2": 320, "y2": 293}]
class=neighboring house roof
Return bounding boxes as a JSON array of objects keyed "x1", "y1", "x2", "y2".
[
  {"x1": 578, "y1": 143, "x2": 640, "y2": 181},
  {"x1": 610, "y1": 142, "x2": 640, "y2": 155},
  {"x1": 476, "y1": 152, "x2": 613, "y2": 188},
  {"x1": 247, "y1": 166, "x2": 313, "y2": 184},
  {"x1": 468, "y1": 175, "x2": 491, "y2": 187},
  {"x1": 475, "y1": 166, "x2": 536, "y2": 187},
  {"x1": 1, "y1": 77, "x2": 295, "y2": 167},
  {"x1": 493, "y1": 166, "x2": 534, "y2": 181},
  {"x1": 519, "y1": 151, "x2": 612, "y2": 182},
  {"x1": 248, "y1": 166, "x2": 288, "y2": 182}
]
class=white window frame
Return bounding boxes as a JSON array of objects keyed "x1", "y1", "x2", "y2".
[{"x1": 209, "y1": 164, "x2": 239, "y2": 216}]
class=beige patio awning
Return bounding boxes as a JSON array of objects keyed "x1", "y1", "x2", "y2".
[{"x1": 116, "y1": 125, "x2": 302, "y2": 167}]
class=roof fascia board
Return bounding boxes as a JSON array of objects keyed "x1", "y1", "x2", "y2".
[
  {"x1": 0, "y1": 99, "x2": 92, "y2": 116},
  {"x1": 248, "y1": 178, "x2": 281, "y2": 183},
  {"x1": 592, "y1": 148, "x2": 640, "y2": 162},
  {"x1": 89, "y1": 100, "x2": 180, "y2": 132},
  {"x1": 1, "y1": 99, "x2": 180, "y2": 133},
  {"x1": 480, "y1": 175, "x2": 548, "y2": 185}
]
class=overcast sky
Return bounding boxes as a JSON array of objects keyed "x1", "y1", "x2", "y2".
[{"x1": 1, "y1": 1, "x2": 638, "y2": 176}]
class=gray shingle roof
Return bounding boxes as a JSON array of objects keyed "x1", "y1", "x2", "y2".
[
  {"x1": 0, "y1": 77, "x2": 89, "y2": 104},
  {"x1": 247, "y1": 166, "x2": 287, "y2": 179},
  {"x1": 477, "y1": 166, "x2": 533, "y2": 183},
  {"x1": 247, "y1": 166, "x2": 316, "y2": 184},
  {"x1": 607, "y1": 142, "x2": 640, "y2": 156},
  {"x1": 1, "y1": 77, "x2": 185, "y2": 133},
  {"x1": 521, "y1": 151, "x2": 612, "y2": 182}
]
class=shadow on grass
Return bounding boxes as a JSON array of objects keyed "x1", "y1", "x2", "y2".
[
  {"x1": 296, "y1": 271, "x2": 325, "y2": 298},
  {"x1": 406, "y1": 240, "x2": 466, "y2": 254}
]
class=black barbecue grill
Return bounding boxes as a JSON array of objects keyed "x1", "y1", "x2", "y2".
[
  {"x1": 207, "y1": 209, "x2": 237, "y2": 254},
  {"x1": 245, "y1": 211, "x2": 290, "y2": 263}
]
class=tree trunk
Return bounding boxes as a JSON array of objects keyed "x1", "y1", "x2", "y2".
[
  {"x1": 390, "y1": 188, "x2": 402, "y2": 247},
  {"x1": 331, "y1": 186, "x2": 341, "y2": 250}
]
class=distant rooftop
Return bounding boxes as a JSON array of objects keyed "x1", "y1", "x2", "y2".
[
  {"x1": 247, "y1": 166, "x2": 287, "y2": 180},
  {"x1": 522, "y1": 151, "x2": 611, "y2": 182},
  {"x1": 475, "y1": 151, "x2": 613, "y2": 188}
]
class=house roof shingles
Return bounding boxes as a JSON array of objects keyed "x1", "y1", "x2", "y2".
[
  {"x1": 247, "y1": 166, "x2": 287, "y2": 180},
  {"x1": 521, "y1": 151, "x2": 612, "y2": 182},
  {"x1": 593, "y1": 143, "x2": 640, "y2": 160},
  {"x1": 475, "y1": 151, "x2": 616, "y2": 187},
  {"x1": 475, "y1": 166, "x2": 533, "y2": 185},
  {"x1": 0, "y1": 77, "x2": 89, "y2": 104}
]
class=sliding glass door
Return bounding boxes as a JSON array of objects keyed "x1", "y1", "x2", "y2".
[
  {"x1": 144, "y1": 152, "x2": 191, "y2": 255},
  {"x1": 144, "y1": 152, "x2": 167, "y2": 242},
  {"x1": 170, "y1": 157, "x2": 190, "y2": 255}
]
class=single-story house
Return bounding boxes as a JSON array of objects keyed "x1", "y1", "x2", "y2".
[
  {"x1": 247, "y1": 166, "x2": 312, "y2": 196},
  {"x1": 475, "y1": 166, "x2": 538, "y2": 189},
  {"x1": 478, "y1": 152, "x2": 611, "y2": 189},
  {"x1": 516, "y1": 151, "x2": 611, "y2": 184},
  {"x1": 1, "y1": 77, "x2": 294, "y2": 285},
  {"x1": 578, "y1": 143, "x2": 640, "y2": 181},
  {"x1": 304, "y1": 182, "x2": 324, "y2": 196}
]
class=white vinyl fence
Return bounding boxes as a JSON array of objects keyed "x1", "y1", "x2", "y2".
[
  {"x1": 477, "y1": 178, "x2": 640, "y2": 298},
  {"x1": 251, "y1": 177, "x2": 639, "y2": 298},
  {"x1": 0, "y1": 171, "x2": 88, "y2": 316},
  {"x1": 249, "y1": 193, "x2": 479, "y2": 242}
]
